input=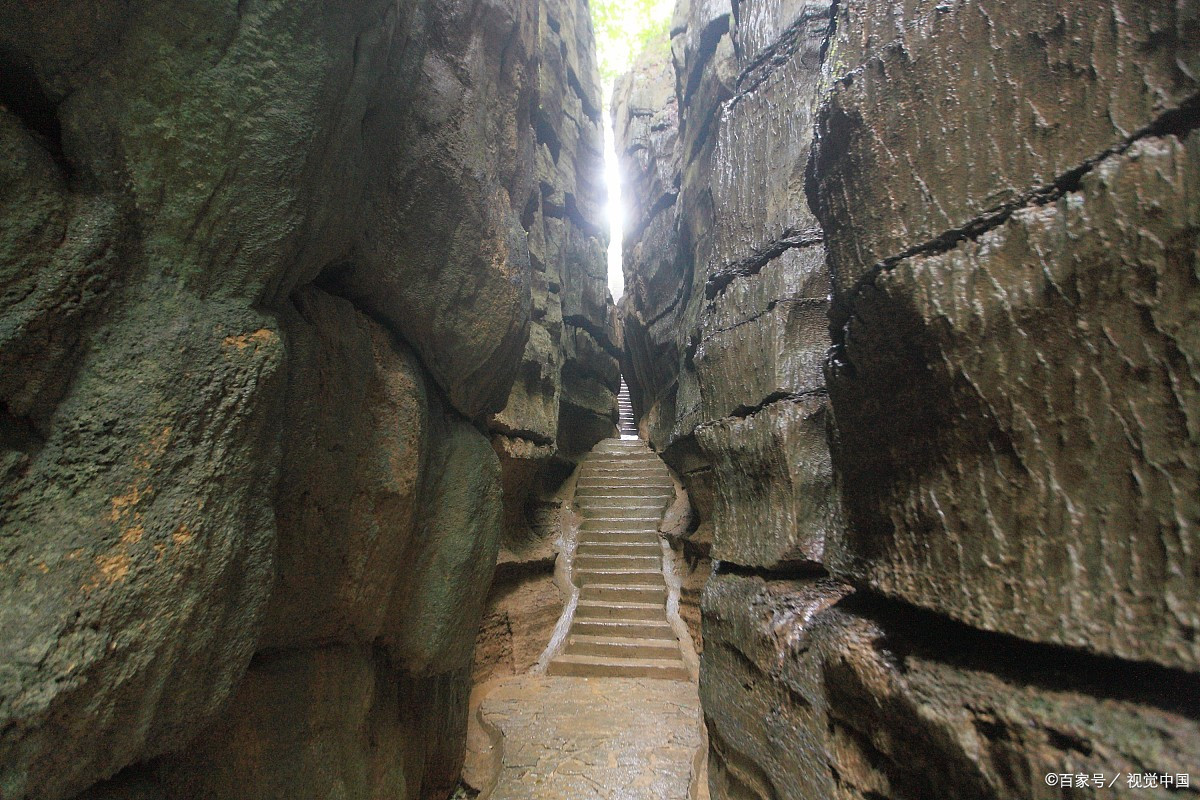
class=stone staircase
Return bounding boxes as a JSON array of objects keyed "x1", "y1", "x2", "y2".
[
  {"x1": 549, "y1": 437, "x2": 688, "y2": 680},
  {"x1": 617, "y1": 379, "x2": 638, "y2": 438}
]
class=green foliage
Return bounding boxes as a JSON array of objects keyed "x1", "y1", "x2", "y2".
[{"x1": 590, "y1": 0, "x2": 673, "y2": 85}]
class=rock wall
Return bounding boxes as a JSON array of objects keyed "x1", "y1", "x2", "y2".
[
  {"x1": 476, "y1": 0, "x2": 619, "y2": 687},
  {"x1": 0, "y1": 0, "x2": 612, "y2": 797},
  {"x1": 617, "y1": 0, "x2": 1200, "y2": 797}
]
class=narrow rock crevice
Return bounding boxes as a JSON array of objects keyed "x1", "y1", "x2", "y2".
[
  {"x1": 0, "y1": 48, "x2": 71, "y2": 177},
  {"x1": 711, "y1": 559, "x2": 829, "y2": 582},
  {"x1": 702, "y1": 388, "x2": 829, "y2": 422}
]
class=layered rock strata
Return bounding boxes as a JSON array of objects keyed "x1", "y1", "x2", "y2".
[
  {"x1": 617, "y1": 0, "x2": 1200, "y2": 797},
  {"x1": 0, "y1": 0, "x2": 613, "y2": 798}
]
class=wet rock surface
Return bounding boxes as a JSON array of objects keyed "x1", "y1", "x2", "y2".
[
  {"x1": 468, "y1": 676, "x2": 703, "y2": 800},
  {"x1": 617, "y1": 0, "x2": 1200, "y2": 796},
  {"x1": 825, "y1": 133, "x2": 1200, "y2": 670},
  {"x1": 0, "y1": 0, "x2": 612, "y2": 797},
  {"x1": 703, "y1": 573, "x2": 1200, "y2": 800}
]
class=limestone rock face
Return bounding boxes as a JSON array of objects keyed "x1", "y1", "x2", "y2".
[
  {"x1": 0, "y1": 0, "x2": 612, "y2": 797},
  {"x1": 696, "y1": 396, "x2": 835, "y2": 567},
  {"x1": 159, "y1": 649, "x2": 470, "y2": 800},
  {"x1": 471, "y1": 0, "x2": 618, "y2": 690},
  {"x1": 810, "y1": 0, "x2": 1199, "y2": 296},
  {"x1": 703, "y1": 574, "x2": 1200, "y2": 800},
  {"x1": 809, "y1": 0, "x2": 1200, "y2": 672},
  {"x1": 261, "y1": 288, "x2": 429, "y2": 653},
  {"x1": 617, "y1": 0, "x2": 1200, "y2": 796},
  {"x1": 824, "y1": 134, "x2": 1200, "y2": 670}
]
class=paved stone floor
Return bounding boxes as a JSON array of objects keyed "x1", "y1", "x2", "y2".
[{"x1": 468, "y1": 676, "x2": 704, "y2": 800}]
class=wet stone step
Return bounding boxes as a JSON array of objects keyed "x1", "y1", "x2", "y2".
[
  {"x1": 577, "y1": 537, "x2": 662, "y2": 550},
  {"x1": 576, "y1": 485, "x2": 673, "y2": 497},
  {"x1": 581, "y1": 518, "x2": 662, "y2": 532},
  {"x1": 575, "y1": 554, "x2": 663, "y2": 570},
  {"x1": 547, "y1": 653, "x2": 689, "y2": 681},
  {"x1": 576, "y1": 542, "x2": 662, "y2": 556},
  {"x1": 579, "y1": 583, "x2": 666, "y2": 603},
  {"x1": 575, "y1": 569, "x2": 665, "y2": 587},
  {"x1": 565, "y1": 635, "x2": 682, "y2": 660},
  {"x1": 575, "y1": 599, "x2": 666, "y2": 621},
  {"x1": 571, "y1": 618, "x2": 677, "y2": 640}
]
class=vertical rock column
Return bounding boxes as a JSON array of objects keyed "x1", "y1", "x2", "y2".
[
  {"x1": 616, "y1": 0, "x2": 845, "y2": 793},
  {"x1": 474, "y1": 0, "x2": 620, "y2": 687}
]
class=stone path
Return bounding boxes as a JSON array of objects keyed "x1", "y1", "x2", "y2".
[
  {"x1": 463, "y1": 431, "x2": 705, "y2": 799},
  {"x1": 549, "y1": 437, "x2": 687, "y2": 680},
  {"x1": 618, "y1": 379, "x2": 638, "y2": 437},
  {"x1": 470, "y1": 676, "x2": 703, "y2": 800}
]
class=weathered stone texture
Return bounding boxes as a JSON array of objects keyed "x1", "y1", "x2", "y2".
[
  {"x1": 0, "y1": 293, "x2": 284, "y2": 800},
  {"x1": 695, "y1": 247, "x2": 828, "y2": 419},
  {"x1": 161, "y1": 650, "x2": 470, "y2": 800},
  {"x1": 697, "y1": 396, "x2": 835, "y2": 567},
  {"x1": 809, "y1": 0, "x2": 1200, "y2": 671},
  {"x1": 0, "y1": 0, "x2": 611, "y2": 796},
  {"x1": 826, "y1": 133, "x2": 1200, "y2": 670},
  {"x1": 702, "y1": 574, "x2": 1200, "y2": 800},
  {"x1": 261, "y1": 288, "x2": 428, "y2": 652},
  {"x1": 621, "y1": 0, "x2": 1200, "y2": 796},
  {"x1": 706, "y1": 4, "x2": 830, "y2": 287},
  {"x1": 810, "y1": 0, "x2": 1200, "y2": 294}
]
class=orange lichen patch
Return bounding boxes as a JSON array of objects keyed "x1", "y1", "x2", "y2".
[
  {"x1": 172, "y1": 524, "x2": 193, "y2": 547},
  {"x1": 135, "y1": 426, "x2": 174, "y2": 469},
  {"x1": 95, "y1": 552, "x2": 131, "y2": 585},
  {"x1": 121, "y1": 524, "x2": 145, "y2": 545},
  {"x1": 222, "y1": 328, "x2": 277, "y2": 352},
  {"x1": 110, "y1": 485, "x2": 144, "y2": 523},
  {"x1": 149, "y1": 425, "x2": 172, "y2": 454}
]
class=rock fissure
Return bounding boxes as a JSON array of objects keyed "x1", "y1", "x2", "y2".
[
  {"x1": 824, "y1": 93, "x2": 1200, "y2": 350},
  {"x1": 705, "y1": 229, "x2": 825, "y2": 299},
  {"x1": 837, "y1": 589, "x2": 1200, "y2": 718}
]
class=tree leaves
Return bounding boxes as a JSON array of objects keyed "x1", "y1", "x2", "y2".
[{"x1": 590, "y1": 0, "x2": 673, "y2": 85}]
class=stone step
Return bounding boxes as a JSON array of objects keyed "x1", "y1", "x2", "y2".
[
  {"x1": 578, "y1": 493, "x2": 668, "y2": 504},
  {"x1": 577, "y1": 508, "x2": 665, "y2": 520},
  {"x1": 576, "y1": 485, "x2": 673, "y2": 498},
  {"x1": 575, "y1": 553, "x2": 662, "y2": 570},
  {"x1": 577, "y1": 531, "x2": 661, "y2": 545},
  {"x1": 593, "y1": 442, "x2": 646, "y2": 452},
  {"x1": 576, "y1": 502, "x2": 665, "y2": 516},
  {"x1": 581, "y1": 466, "x2": 664, "y2": 477},
  {"x1": 565, "y1": 635, "x2": 681, "y2": 660},
  {"x1": 575, "y1": 568, "x2": 665, "y2": 587},
  {"x1": 575, "y1": 599, "x2": 665, "y2": 621},
  {"x1": 580, "y1": 517, "x2": 661, "y2": 532},
  {"x1": 580, "y1": 465, "x2": 667, "y2": 479},
  {"x1": 576, "y1": 476, "x2": 673, "y2": 488},
  {"x1": 548, "y1": 653, "x2": 689, "y2": 681},
  {"x1": 576, "y1": 541, "x2": 661, "y2": 556},
  {"x1": 585, "y1": 456, "x2": 662, "y2": 466},
  {"x1": 579, "y1": 583, "x2": 665, "y2": 603},
  {"x1": 571, "y1": 618, "x2": 676, "y2": 639}
]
